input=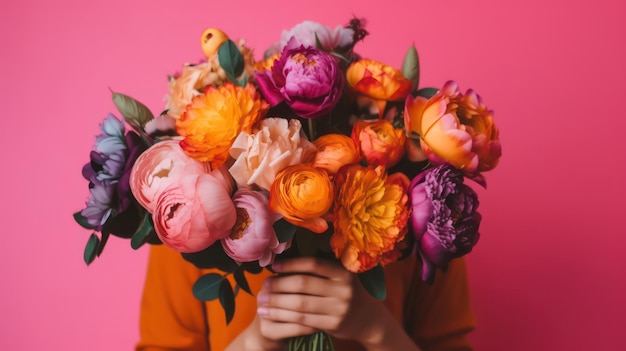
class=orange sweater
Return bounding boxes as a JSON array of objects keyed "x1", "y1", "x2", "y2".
[{"x1": 136, "y1": 245, "x2": 475, "y2": 351}]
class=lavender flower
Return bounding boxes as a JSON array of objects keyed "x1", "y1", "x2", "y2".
[
  {"x1": 80, "y1": 114, "x2": 146, "y2": 233},
  {"x1": 408, "y1": 164, "x2": 481, "y2": 282}
]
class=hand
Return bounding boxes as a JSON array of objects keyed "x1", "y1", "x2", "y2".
[{"x1": 255, "y1": 257, "x2": 390, "y2": 345}]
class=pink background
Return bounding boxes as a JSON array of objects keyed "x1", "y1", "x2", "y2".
[{"x1": 1, "y1": 0, "x2": 624, "y2": 350}]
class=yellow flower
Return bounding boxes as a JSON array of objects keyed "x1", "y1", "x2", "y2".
[
  {"x1": 331, "y1": 164, "x2": 410, "y2": 273},
  {"x1": 269, "y1": 164, "x2": 333, "y2": 234},
  {"x1": 254, "y1": 53, "x2": 280, "y2": 72},
  {"x1": 176, "y1": 82, "x2": 269, "y2": 168},
  {"x1": 200, "y1": 28, "x2": 229, "y2": 58}
]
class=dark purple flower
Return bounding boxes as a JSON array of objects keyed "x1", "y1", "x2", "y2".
[
  {"x1": 408, "y1": 164, "x2": 481, "y2": 283},
  {"x1": 80, "y1": 114, "x2": 146, "y2": 232},
  {"x1": 254, "y1": 38, "x2": 344, "y2": 119}
]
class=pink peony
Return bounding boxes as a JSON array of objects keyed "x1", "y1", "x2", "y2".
[
  {"x1": 229, "y1": 118, "x2": 317, "y2": 191},
  {"x1": 255, "y1": 39, "x2": 344, "y2": 119},
  {"x1": 129, "y1": 139, "x2": 210, "y2": 213},
  {"x1": 152, "y1": 173, "x2": 236, "y2": 253},
  {"x1": 221, "y1": 189, "x2": 288, "y2": 266}
]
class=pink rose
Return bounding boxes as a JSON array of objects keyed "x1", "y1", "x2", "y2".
[
  {"x1": 152, "y1": 173, "x2": 236, "y2": 253},
  {"x1": 129, "y1": 139, "x2": 209, "y2": 213},
  {"x1": 229, "y1": 118, "x2": 316, "y2": 191},
  {"x1": 221, "y1": 189, "x2": 289, "y2": 266}
]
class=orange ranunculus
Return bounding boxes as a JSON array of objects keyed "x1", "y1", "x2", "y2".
[
  {"x1": 254, "y1": 53, "x2": 280, "y2": 72},
  {"x1": 404, "y1": 81, "x2": 501, "y2": 174},
  {"x1": 351, "y1": 119, "x2": 405, "y2": 168},
  {"x1": 311, "y1": 134, "x2": 360, "y2": 176},
  {"x1": 176, "y1": 82, "x2": 269, "y2": 168},
  {"x1": 346, "y1": 59, "x2": 412, "y2": 116},
  {"x1": 331, "y1": 164, "x2": 410, "y2": 273},
  {"x1": 269, "y1": 164, "x2": 333, "y2": 233}
]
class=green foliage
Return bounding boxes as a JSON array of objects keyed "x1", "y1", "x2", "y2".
[
  {"x1": 84, "y1": 233, "x2": 99, "y2": 265},
  {"x1": 192, "y1": 273, "x2": 224, "y2": 301},
  {"x1": 358, "y1": 265, "x2": 387, "y2": 301},
  {"x1": 111, "y1": 92, "x2": 154, "y2": 130},
  {"x1": 130, "y1": 214, "x2": 154, "y2": 250},
  {"x1": 234, "y1": 268, "x2": 252, "y2": 295},
  {"x1": 219, "y1": 279, "x2": 236, "y2": 324},
  {"x1": 274, "y1": 218, "x2": 297, "y2": 243},
  {"x1": 182, "y1": 241, "x2": 239, "y2": 272},
  {"x1": 402, "y1": 44, "x2": 420, "y2": 91},
  {"x1": 74, "y1": 211, "x2": 95, "y2": 230},
  {"x1": 218, "y1": 39, "x2": 246, "y2": 86},
  {"x1": 415, "y1": 87, "x2": 439, "y2": 99}
]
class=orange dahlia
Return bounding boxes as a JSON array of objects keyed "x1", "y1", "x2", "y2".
[
  {"x1": 331, "y1": 164, "x2": 410, "y2": 273},
  {"x1": 176, "y1": 82, "x2": 269, "y2": 168}
]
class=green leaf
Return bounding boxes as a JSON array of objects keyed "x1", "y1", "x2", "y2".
[
  {"x1": 234, "y1": 268, "x2": 252, "y2": 295},
  {"x1": 218, "y1": 40, "x2": 244, "y2": 83},
  {"x1": 358, "y1": 265, "x2": 386, "y2": 300},
  {"x1": 84, "y1": 233, "x2": 99, "y2": 265},
  {"x1": 74, "y1": 211, "x2": 95, "y2": 230},
  {"x1": 314, "y1": 33, "x2": 324, "y2": 50},
  {"x1": 130, "y1": 214, "x2": 154, "y2": 250},
  {"x1": 111, "y1": 92, "x2": 154, "y2": 129},
  {"x1": 273, "y1": 218, "x2": 297, "y2": 243},
  {"x1": 219, "y1": 279, "x2": 236, "y2": 324},
  {"x1": 415, "y1": 87, "x2": 439, "y2": 99},
  {"x1": 182, "y1": 241, "x2": 239, "y2": 272},
  {"x1": 192, "y1": 273, "x2": 224, "y2": 301},
  {"x1": 402, "y1": 45, "x2": 420, "y2": 91},
  {"x1": 97, "y1": 230, "x2": 110, "y2": 257}
]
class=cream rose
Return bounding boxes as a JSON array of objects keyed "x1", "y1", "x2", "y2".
[{"x1": 228, "y1": 118, "x2": 317, "y2": 191}]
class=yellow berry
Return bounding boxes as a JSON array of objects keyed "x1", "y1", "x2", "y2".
[{"x1": 200, "y1": 28, "x2": 229, "y2": 58}]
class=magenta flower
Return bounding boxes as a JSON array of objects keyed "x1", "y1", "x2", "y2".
[
  {"x1": 408, "y1": 164, "x2": 481, "y2": 283},
  {"x1": 255, "y1": 38, "x2": 344, "y2": 119}
]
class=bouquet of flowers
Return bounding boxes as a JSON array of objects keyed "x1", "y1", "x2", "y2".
[{"x1": 75, "y1": 18, "x2": 501, "y2": 351}]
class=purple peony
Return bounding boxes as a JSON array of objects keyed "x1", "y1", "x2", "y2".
[
  {"x1": 255, "y1": 38, "x2": 344, "y2": 119},
  {"x1": 80, "y1": 114, "x2": 146, "y2": 232},
  {"x1": 408, "y1": 164, "x2": 481, "y2": 283}
]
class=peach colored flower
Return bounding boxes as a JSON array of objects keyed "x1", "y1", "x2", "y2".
[
  {"x1": 165, "y1": 39, "x2": 257, "y2": 119},
  {"x1": 331, "y1": 164, "x2": 410, "y2": 273},
  {"x1": 346, "y1": 59, "x2": 412, "y2": 116},
  {"x1": 404, "y1": 81, "x2": 501, "y2": 175},
  {"x1": 229, "y1": 118, "x2": 317, "y2": 191},
  {"x1": 129, "y1": 139, "x2": 210, "y2": 213},
  {"x1": 269, "y1": 164, "x2": 333, "y2": 233},
  {"x1": 152, "y1": 173, "x2": 237, "y2": 253},
  {"x1": 311, "y1": 133, "x2": 360, "y2": 176},
  {"x1": 176, "y1": 82, "x2": 269, "y2": 168},
  {"x1": 351, "y1": 119, "x2": 405, "y2": 168},
  {"x1": 254, "y1": 53, "x2": 279, "y2": 72},
  {"x1": 221, "y1": 189, "x2": 289, "y2": 266}
]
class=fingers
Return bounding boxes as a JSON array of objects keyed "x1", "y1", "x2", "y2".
[
  {"x1": 258, "y1": 291, "x2": 348, "y2": 315},
  {"x1": 257, "y1": 317, "x2": 318, "y2": 340},
  {"x1": 272, "y1": 257, "x2": 351, "y2": 282},
  {"x1": 258, "y1": 305, "x2": 342, "y2": 332},
  {"x1": 263, "y1": 273, "x2": 352, "y2": 298}
]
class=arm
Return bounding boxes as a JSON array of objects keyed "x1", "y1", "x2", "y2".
[{"x1": 136, "y1": 245, "x2": 209, "y2": 351}]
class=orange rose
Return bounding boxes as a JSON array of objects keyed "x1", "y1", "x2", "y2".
[
  {"x1": 269, "y1": 164, "x2": 333, "y2": 233},
  {"x1": 331, "y1": 164, "x2": 410, "y2": 273},
  {"x1": 351, "y1": 119, "x2": 405, "y2": 168},
  {"x1": 404, "y1": 80, "x2": 501, "y2": 174},
  {"x1": 311, "y1": 134, "x2": 360, "y2": 175},
  {"x1": 176, "y1": 82, "x2": 269, "y2": 168}
]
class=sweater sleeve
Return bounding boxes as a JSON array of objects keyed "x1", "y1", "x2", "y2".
[
  {"x1": 406, "y1": 257, "x2": 476, "y2": 351},
  {"x1": 135, "y1": 245, "x2": 210, "y2": 351}
]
